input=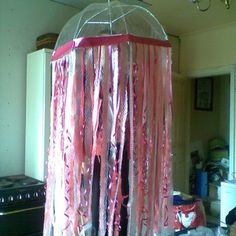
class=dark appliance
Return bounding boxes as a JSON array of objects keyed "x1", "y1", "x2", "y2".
[{"x1": 0, "y1": 175, "x2": 46, "y2": 236}]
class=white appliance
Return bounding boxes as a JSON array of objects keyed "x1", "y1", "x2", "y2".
[
  {"x1": 25, "y1": 49, "x2": 52, "y2": 181},
  {"x1": 220, "y1": 181, "x2": 236, "y2": 227}
]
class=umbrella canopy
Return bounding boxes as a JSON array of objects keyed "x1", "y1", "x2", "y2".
[{"x1": 55, "y1": 0, "x2": 167, "y2": 48}]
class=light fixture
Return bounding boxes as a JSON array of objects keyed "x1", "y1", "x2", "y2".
[{"x1": 192, "y1": 0, "x2": 232, "y2": 11}]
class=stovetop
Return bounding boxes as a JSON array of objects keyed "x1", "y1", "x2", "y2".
[
  {"x1": 0, "y1": 175, "x2": 43, "y2": 189},
  {"x1": 0, "y1": 175, "x2": 46, "y2": 207}
]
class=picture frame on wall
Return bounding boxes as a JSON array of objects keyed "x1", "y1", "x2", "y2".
[{"x1": 194, "y1": 77, "x2": 213, "y2": 111}]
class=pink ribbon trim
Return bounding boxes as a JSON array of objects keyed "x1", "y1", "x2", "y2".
[{"x1": 52, "y1": 34, "x2": 171, "y2": 61}]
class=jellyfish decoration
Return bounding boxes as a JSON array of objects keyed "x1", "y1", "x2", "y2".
[{"x1": 43, "y1": 1, "x2": 173, "y2": 236}]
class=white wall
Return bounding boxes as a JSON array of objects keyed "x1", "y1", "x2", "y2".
[
  {"x1": 0, "y1": 0, "x2": 77, "y2": 176},
  {"x1": 180, "y1": 22, "x2": 236, "y2": 74}
]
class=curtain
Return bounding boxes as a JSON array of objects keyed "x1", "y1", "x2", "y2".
[{"x1": 44, "y1": 34, "x2": 172, "y2": 236}]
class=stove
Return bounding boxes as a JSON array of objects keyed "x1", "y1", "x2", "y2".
[
  {"x1": 0, "y1": 175, "x2": 45, "y2": 206},
  {"x1": 0, "y1": 175, "x2": 46, "y2": 236}
]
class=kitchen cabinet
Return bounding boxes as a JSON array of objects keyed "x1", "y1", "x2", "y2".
[{"x1": 25, "y1": 49, "x2": 52, "y2": 181}]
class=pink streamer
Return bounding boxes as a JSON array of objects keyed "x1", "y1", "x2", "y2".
[{"x1": 44, "y1": 34, "x2": 173, "y2": 236}]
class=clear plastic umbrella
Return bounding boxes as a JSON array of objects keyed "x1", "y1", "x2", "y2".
[
  {"x1": 44, "y1": 1, "x2": 173, "y2": 236},
  {"x1": 55, "y1": 0, "x2": 167, "y2": 48}
]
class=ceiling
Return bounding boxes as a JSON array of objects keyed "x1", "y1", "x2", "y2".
[
  {"x1": 50, "y1": 0, "x2": 236, "y2": 35},
  {"x1": 149, "y1": 0, "x2": 236, "y2": 35}
]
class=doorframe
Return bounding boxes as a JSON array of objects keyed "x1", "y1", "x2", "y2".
[
  {"x1": 185, "y1": 64, "x2": 236, "y2": 180},
  {"x1": 172, "y1": 72, "x2": 191, "y2": 193}
]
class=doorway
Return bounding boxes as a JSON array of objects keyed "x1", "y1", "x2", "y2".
[
  {"x1": 187, "y1": 65, "x2": 236, "y2": 224},
  {"x1": 171, "y1": 65, "x2": 236, "y2": 192},
  {"x1": 187, "y1": 65, "x2": 236, "y2": 181},
  {"x1": 189, "y1": 74, "x2": 230, "y2": 195}
]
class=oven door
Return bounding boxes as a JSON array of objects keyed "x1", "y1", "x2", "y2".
[{"x1": 0, "y1": 201, "x2": 44, "y2": 236}]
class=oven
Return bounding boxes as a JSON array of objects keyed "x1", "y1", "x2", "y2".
[{"x1": 0, "y1": 175, "x2": 46, "y2": 236}]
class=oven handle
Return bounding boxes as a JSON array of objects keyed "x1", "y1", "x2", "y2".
[{"x1": 0, "y1": 205, "x2": 44, "y2": 216}]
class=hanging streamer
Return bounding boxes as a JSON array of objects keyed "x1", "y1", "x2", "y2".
[{"x1": 44, "y1": 34, "x2": 172, "y2": 236}]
